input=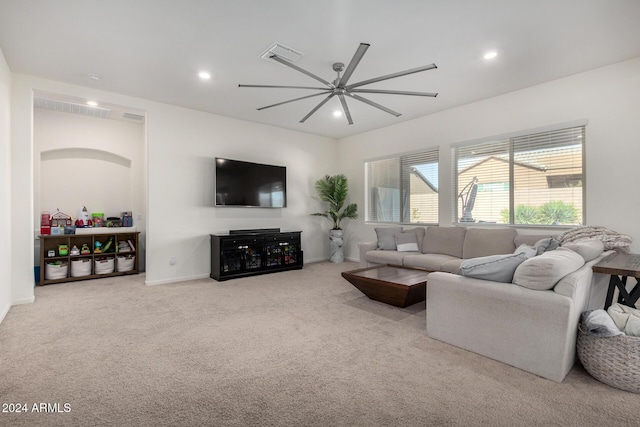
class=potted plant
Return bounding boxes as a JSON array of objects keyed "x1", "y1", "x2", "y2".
[{"x1": 311, "y1": 174, "x2": 358, "y2": 263}]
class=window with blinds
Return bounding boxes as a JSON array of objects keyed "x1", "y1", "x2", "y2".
[
  {"x1": 453, "y1": 124, "x2": 585, "y2": 226},
  {"x1": 365, "y1": 148, "x2": 439, "y2": 224}
]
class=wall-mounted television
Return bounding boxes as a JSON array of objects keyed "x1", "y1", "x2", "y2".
[{"x1": 215, "y1": 157, "x2": 287, "y2": 208}]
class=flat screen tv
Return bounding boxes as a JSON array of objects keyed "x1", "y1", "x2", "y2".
[{"x1": 215, "y1": 157, "x2": 287, "y2": 208}]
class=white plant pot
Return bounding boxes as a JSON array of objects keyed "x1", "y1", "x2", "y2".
[{"x1": 329, "y1": 229, "x2": 344, "y2": 263}]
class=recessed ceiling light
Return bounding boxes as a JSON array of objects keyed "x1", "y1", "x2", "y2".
[
  {"x1": 333, "y1": 110, "x2": 342, "y2": 117},
  {"x1": 86, "y1": 101, "x2": 98, "y2": 107},
  {"x1": 484, "y1": 51, "x2": 498, "y2": 60},
  {"x1": 198, "y1": 71, "x2": 211, "y2": 80}
]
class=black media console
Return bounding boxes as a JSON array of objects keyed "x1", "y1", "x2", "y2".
[{"x1": 210, "y1": 229, "x2": 303, "y2": 281}]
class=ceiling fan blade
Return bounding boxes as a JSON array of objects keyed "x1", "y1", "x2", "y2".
[
  {"x1": 300, "y1": 93, "x2": 335, "y2": 123},
  {"x1": 239, "y1": 84, "x2": 330, "y2": 90},
  {"x1": 350, "y1": 88, "x2": 438, "y2": 97},
  {"x1": 346, "y1": 93, "x2": 401, "y2": 117},
  {"x1": 347, "y1": 63, "x2": 437, "y2": 90},
  {"x1": 338, "y1": 43, "x2": 370, "y2": 87},
  {"x1": 337, "y1": 94, "x2": 353, "y2": 125},
  {"x1": 269, "y1": 54, "x2": 334, "y2": 88},
  {"x1": 257, "y1": 91, "x2": 331, "y2": 111}
]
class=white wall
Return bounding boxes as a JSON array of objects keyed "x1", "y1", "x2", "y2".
[
  {"x1": 338, "y1": 57, "x2": 640, "y2": 259},
  {"x1": 9, "y1": 74, "x2": 338, "y2": 303},
  {"x1": 145, "y1": 105, "x2": 338, "y2": 284},
  {"x1": 0, "y1": 48, "x2": 11, "y2": 321}
]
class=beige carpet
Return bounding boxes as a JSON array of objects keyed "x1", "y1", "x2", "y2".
[{"x1": 0, "y1": 261, "x2": 637, "y2": 426}]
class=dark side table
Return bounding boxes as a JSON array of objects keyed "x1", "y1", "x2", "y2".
[{"x1": 592, "y1": 252, "x2": 640, "y2": 309}]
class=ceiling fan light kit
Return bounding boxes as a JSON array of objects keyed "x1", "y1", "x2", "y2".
[{"x1": 239, "y1": 43, "x2": 438, "y2": 125}]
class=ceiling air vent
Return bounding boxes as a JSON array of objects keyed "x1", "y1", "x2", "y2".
[
  {"x1": 260, "y1": 42, "x2": 304, "y2": 63},
  {"x1": 34, "y1": 97, "x2": 111, "y2": 119},
  {"x1": 122, "y1": 112, "x2": 145, "y2": 122}
]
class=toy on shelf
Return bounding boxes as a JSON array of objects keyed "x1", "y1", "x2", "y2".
[
  {"x1": 102, "y1": 237, "x2": 114, "y2": 253},
  {"x1": 51, "y1": 209, "x2": 72, "y2": 227},
  {"x1": 70, "y1": 245, "x2": 80, "y2": 256},
  {"x1": 94, "y1": 241, "x2": 103, "y2": 254},
  {"x1": 75, "y1": 206, "x2": 90, "y2": 227},
  {"x1": 58, "y1": 244, "x2": 69, "y2": 256},
  {"x1": 41, "y1": 211, "x2": 51, "y2": 235},
  {"x1": 91, "y1": 213, "x2": 104, "y2": 227},
  {"x1": 80, "y1": 244, "x2": 91, "y2": 255}
]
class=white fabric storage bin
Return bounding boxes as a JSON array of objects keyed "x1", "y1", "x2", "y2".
[
  {"x1": 116, "y1": 255, "x2": 135, "y2": 272},
  {"x1": 45, "y1": 262, "x2": 68, "y2": 280},
  {"x1": 70, "y1": 258, "x2": 92, "y2": 277},
  {"x1": 94, "y1": 257, "x2": 115, "y2": 275}
]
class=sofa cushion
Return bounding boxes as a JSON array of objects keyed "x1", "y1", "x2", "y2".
[
  {"x1": 440, "y1": 259, "x2": 464, "y2": 274},
  {"x1": 561, "y1": 239, "x2": 604, "y2": 262},
  {"x1": 422, "y1": 227, "x2": 466, "y2": 257},
  {"x1": 395, "y1": 232, "x2": 419, "y2": 252},
  {"x1": 375, "y1": 226, "x2": 402, "y2": 250},
  {"x1": 460, "y1": 252, "x2": 529, "y2": 283},
  {"x1": 515, "y1": 243, "x2": 538, "y2": 259},
  {"x1": 514, "y1": 234, "x2": 555, "y2": 247},
  {"x1": 365, "y1": 249, "x2": 407, "y2": 266},
  {"x1": 513, "y1": 247, "x2": 585, "y2": 290},
  {"x1": 534, "y1": 237, "x2": 560, "y2": 255},
  {"x1": 462, "y1": 227, "x2": 517, "y2": 259},
  {"x1": 403, "y1": 227, "x2": 426, "y2": 245},
  {"x1": 403, "y1": 253, "x2": 461, "y2": 271}
]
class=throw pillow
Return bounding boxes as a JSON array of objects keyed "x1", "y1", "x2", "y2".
[
  {"x1": 375, "y1": 226, "x2": 403, "y2": 250},
  {"x1": 512, "y1": 247, "x2": 584, "y2": 290},
  {"x1": 460, "y1": 252, "x2": 529, "y2": 283},
  {"x1": 514, "y1": 243, "x2": 537, "y2": 259},
  {"x1": 395, "y1": 233, "x2": 419, "y2": 252},
  {"x1": 533, "y1": 237, "x2": 560, "y2": 255},
  {"x1": 561, "y1": 239, "x2": 604, "y2": 262}
]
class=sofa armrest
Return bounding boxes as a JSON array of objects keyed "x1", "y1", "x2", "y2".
[
  {"x1": 358, "y1": 241, "x2": 378, "y2": 268},
  {"x1": 426, "y1": 272, "x2": 576, "y2": 382}
]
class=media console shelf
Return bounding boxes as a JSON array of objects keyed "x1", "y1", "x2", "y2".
[
  {"x1": 39, "y1": 231, "x2": 140, "y2": 285},
  {"x1": 210, "y1": 229, "x2": 303, "y2": 281}
]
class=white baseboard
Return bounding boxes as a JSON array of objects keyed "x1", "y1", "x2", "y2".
[
  {"x1": 303, "y1": 257, "x2": 328, "y2": 264},
  {"x1": 11, "y1": 295, "x2": 36, "y2": 305},
  {"x1": 0, "y1": 302, "x2": 10, "y2": 325},
  {"x1": 304, "y1": 257, "x2": 360, "y2": 264},
  {"x1": 145, "y1": 273, "x2": 210, "y2": 286}
]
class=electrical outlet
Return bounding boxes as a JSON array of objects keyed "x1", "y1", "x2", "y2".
[{"x1": 169, "y1": 257, "x2": 177, "y2": 265}]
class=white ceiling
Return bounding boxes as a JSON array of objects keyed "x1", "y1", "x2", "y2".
[{"x1": 1, "y1": 0, "x2": 640, "y2": 139}]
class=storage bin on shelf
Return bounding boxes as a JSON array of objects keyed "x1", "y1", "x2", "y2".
[
  {"x1": 577, "y1": 323, "x2": 640, "y2": 393},
  {"x1": 70, "y1": 258, "x2": 92, "y2": 277},
  {"x1": 94, "y1": 257, "x2": 115, "y2": 275},
  {"x1": 45, "y1": 261, "x2": 68, "y2": 280},
  {"x1": 116, "y1": 255, "x2": 135, "y2": 272}
]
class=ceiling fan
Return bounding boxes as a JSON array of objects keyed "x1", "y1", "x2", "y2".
[{"x1": 239, "y1": 43, "x2": 438, "y2": 125}]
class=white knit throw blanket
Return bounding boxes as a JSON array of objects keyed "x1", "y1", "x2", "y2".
[{"x1": 557, "y1": 225, "x2": 632, "y2": 252}]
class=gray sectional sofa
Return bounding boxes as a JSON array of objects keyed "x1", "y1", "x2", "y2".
[{"x1": 358, "y1": 226, "x2": 612, "y2": 382}]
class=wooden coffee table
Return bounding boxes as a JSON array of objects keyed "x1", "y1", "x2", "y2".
[{"x1": 341, "y1": 265, "x2": 431, "y2": 308}]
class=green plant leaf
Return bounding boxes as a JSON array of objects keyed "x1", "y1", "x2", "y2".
[{"x1": 311, "y1": 174, "x2": 358, "y2": 229}]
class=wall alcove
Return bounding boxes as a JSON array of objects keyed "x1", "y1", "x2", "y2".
[{"x1": 33, "y1": 95, "x2": 147, "y2": 272}]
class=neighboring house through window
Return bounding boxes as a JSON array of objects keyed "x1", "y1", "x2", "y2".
[
  {"x1": 365, "y1": 148, "x2": 439, "y2": 224},
  {"x1": 452, "y1": 122, "x2": 586, "y2": 226}
]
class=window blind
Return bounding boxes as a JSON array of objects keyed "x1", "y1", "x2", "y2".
[
  {"x1": 452, "y1": 124, "x2": 585, "y2": 226},
  {"x1": 365, "y1": 148, "x2": 439, "y2": 224}
]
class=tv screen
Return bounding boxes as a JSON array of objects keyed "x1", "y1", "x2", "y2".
[{"x1": 215, "y1": 158, "x2": 287, "y2": 208}]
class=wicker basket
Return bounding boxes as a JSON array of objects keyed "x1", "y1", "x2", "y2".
[{"x1": 577, "y1": 323, "x2": 640, "y2": 393}]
